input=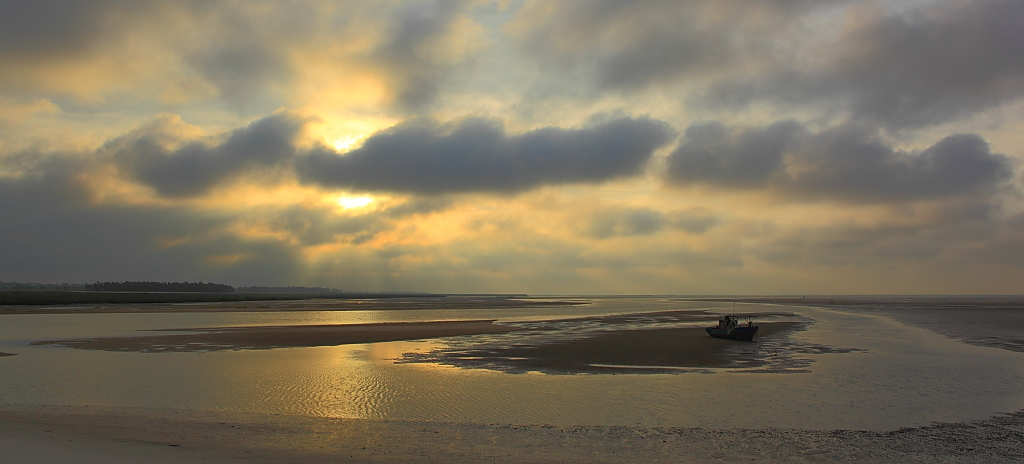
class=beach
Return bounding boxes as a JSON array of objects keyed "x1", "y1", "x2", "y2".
[
  {"x1": 2, "y1": 404, "x2": 1022, "y2": 463},
  {"x1": 2, "y1": 296, "x2": 1024, "y2": 462}
]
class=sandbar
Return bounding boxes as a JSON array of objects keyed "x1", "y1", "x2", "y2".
[
  {"x1": 33, "y1": 320, "x2": 518, "y2": 353},
  {"x1": 30, "y1": 309, "x2": 838, "y2": 373},
  {"x1": 400, "y1": 322, "x2": 816, "y2": 373},
  {"x1": 0, "y1": 295, "x2": 584, "y2": 315}
]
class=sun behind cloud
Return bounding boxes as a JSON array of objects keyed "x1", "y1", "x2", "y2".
[{"x1": 336, "y1": 195, "x2": 375, "y2": 210}]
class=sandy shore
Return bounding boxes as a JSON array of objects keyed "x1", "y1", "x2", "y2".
[{"x1": 2, "y1": 404, "x2": 1022, "y2": 464}]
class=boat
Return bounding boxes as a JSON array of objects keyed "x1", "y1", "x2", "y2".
[{"x1": 706, "y1": 314, "x2": 759, "y2": 341}]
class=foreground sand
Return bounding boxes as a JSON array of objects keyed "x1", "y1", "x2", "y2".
[{"x1": 2, "y1": 404, "x2": 1022, "y2": 464}]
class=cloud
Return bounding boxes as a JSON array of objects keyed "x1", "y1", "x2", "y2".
[
  {"x1": 664, "y1": 120, "x2": 801, "y2": 188},
  {"x1": 0, "y1": 155, "x2": 299, "y2": 285},
  {"x1": 665, "y1": 120, "x2": 1017, "y2": 203},
  {"x1": 4, "y1": 1, "x2": 1024, "y2": 294},
  {"x1": 669, "y1": 207, "x2": 720, "y2": 234},
  {"x1": 0, "y1": 1, "x2": 206, "y2": 101},
  {"x1": 587, "y1": 207, "x2": 668, "y2": 239},
  {"x1": 509, "y1": 0, "x2": 846, "y2": 91},
  {"x1": 0, "y1": 0, "x2": 140, "y2": 60},
  {"x1": 699, "y1": 0, "x2": 1024, "y2": 128},
  {"x1": 297, "y1": 116, "x2": 673, "y2": 194},
  {"x1": 112, "y1": 113, "x2": 304, "y2": 197},
  {"x1": 0, "y1": 1, "x2": 485, "y2": 112},
  {"x1": 584, "y1": 206, "x2": 721, "y2": 239},
  {"x1": 373, "y1": 0, "x2": 486, "y2": 111},
  {"x1": 511, "y1": 0, "x2": 1024, "y2": 130},
  {"x1": 266, "y1": 205, "x2": 390, "y2": 247},
  {"x1": 383, "y1": 197, "x2": 454, "y2": 218},
  {"x1": 26, "y1": 110, "x2": 674, "y2": 200}
]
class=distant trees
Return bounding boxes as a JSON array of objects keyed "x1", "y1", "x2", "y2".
[
  {"x1": 0, "y1": 282, "x2": 85, "y2": 291},
  {"x1": 85, "y1": 281, "x2": 235, "y2": 293}
]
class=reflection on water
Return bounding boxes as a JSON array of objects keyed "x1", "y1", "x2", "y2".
[{"x1": 1, "y1": 298, "x2": 1023, "y2": 430}]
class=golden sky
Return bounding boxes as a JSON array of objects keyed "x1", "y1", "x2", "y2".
[{"x1": 2, "y1": 0, "x2": 1023, "y2": 294}]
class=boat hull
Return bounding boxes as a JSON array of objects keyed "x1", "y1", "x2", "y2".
[{"x1": 705, "y1": 326, "x2": 758, "y2": 341}]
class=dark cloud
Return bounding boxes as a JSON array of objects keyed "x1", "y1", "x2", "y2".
[
  {"x1": 512, "y1": 0, "x2": 846, "y2": 91},
  {"x1": 375, "y1": 0, "x2": 469, "y2": 111},
  {"x1": 0, "y1": 1, "x2": 477, "y2": 112},
  {"x1": 189, "y1": 35, "x2": 292, "y2": 110},
  {"x1": 666, "y1": 121, "x2": 1016, "y2": 203},
  {"x1": 665, "y1": 120, "x2": 801, "y2": 187},
  {"x1": 112, "y1": 113, "x2": 303, "y2": 197},
  {"x1": 585, "y1": 206, "x2": 721, "y2": 239},
  {"x1": 0, "y1": 156, "x2": 298, "y2": 285},
  {"x1": 699, "y1": 0, "x2": 1024, "y2": 128},
  {"x1": 0, "y1": 0, "x2": 311, "y2": 112},
  {"x1": 515, "y1": 0, "x2": 1024, "y2": 130},
  {"x1": 791, "y1": 129, "x2": 1015, "y2": 202},
  {"x1": 669, "y1": 208, "x2": 720, "y2": 234},
  {"x1": 297, "y1": 116, "x2": 673, "y2": 195},
  {"x1": 587, "y1": 208, "x2": 668, "y2": 239},
  {"x1": 0, "y1": 0, "x2": 149, "y2": 59},
  {"x1": 750, "y1": 198, "x2": 1011, "y2": 274},
  {"x1": 384, "y1": 197, "x2": 453, "y2": 218},
  {"x1": 0, "y1": 148, "x2": 412, "y2": 285}
]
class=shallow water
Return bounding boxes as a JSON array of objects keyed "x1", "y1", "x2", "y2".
[{"x1": 1, "y1": 298, "x2": 1022, "y2": 430}]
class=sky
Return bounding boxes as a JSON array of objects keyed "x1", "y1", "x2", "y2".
[{"x1": 2, "y1": 0, "x2": 1023, "y2": 295}]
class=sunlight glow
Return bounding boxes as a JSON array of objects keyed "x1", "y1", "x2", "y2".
[
  {"x1": 330, "y1": 134, "x2": 366, "y2": 152},
  {"x1": 337, "y1": 195, "x2": 374, "y2": 209}
]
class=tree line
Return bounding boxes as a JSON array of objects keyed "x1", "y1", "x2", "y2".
[{"x1": 85, "y1": 281, "x2": 235, "y2": 293}]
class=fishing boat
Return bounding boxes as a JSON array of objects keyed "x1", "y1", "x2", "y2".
[{"x1": 705, "y1": 314, "x2": 759, "y2": 341}]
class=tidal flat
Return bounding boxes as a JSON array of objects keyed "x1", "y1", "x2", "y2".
[{"x1": 2, "y1": 296, "x2": 1023, "y2": 463}]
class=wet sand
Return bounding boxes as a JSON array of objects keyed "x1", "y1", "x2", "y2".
[
  {"x1": 32, "y1": 320, "x2": 518, "y2": 353},
  {"x1": 460, "y1": 323, "x2": 794, "y2": 371},
  {"x1": 30, "y1": 309, "x2": 821, "y2": 372},
  {"x1": 835, "y1": 304, "x2": 1024, "y2": 353},
  {"x1": 682, "y1": 296, "x2": 1024, "y2": 353},
  {"x1": 398, "y1": 322, "x2": 819, "y2": 373},
  {"x1": 683, "y1": 295, "x2": 1024, "y2": 353},
  {"x1": 2, "y1": 404, "x2": 1022, "y2": 463}
]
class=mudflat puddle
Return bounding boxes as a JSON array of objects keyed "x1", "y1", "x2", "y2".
[{"x1": 1, "y1": 298, "x2": 1022, "y2": 430}]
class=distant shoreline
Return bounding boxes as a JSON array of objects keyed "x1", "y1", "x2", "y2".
[
  {"x1": 676, "y1": 295, "x2": 1024, "y2": 306},
  {"x1": 0, "y1": 290, "x2": 446, "y2": 307}
]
